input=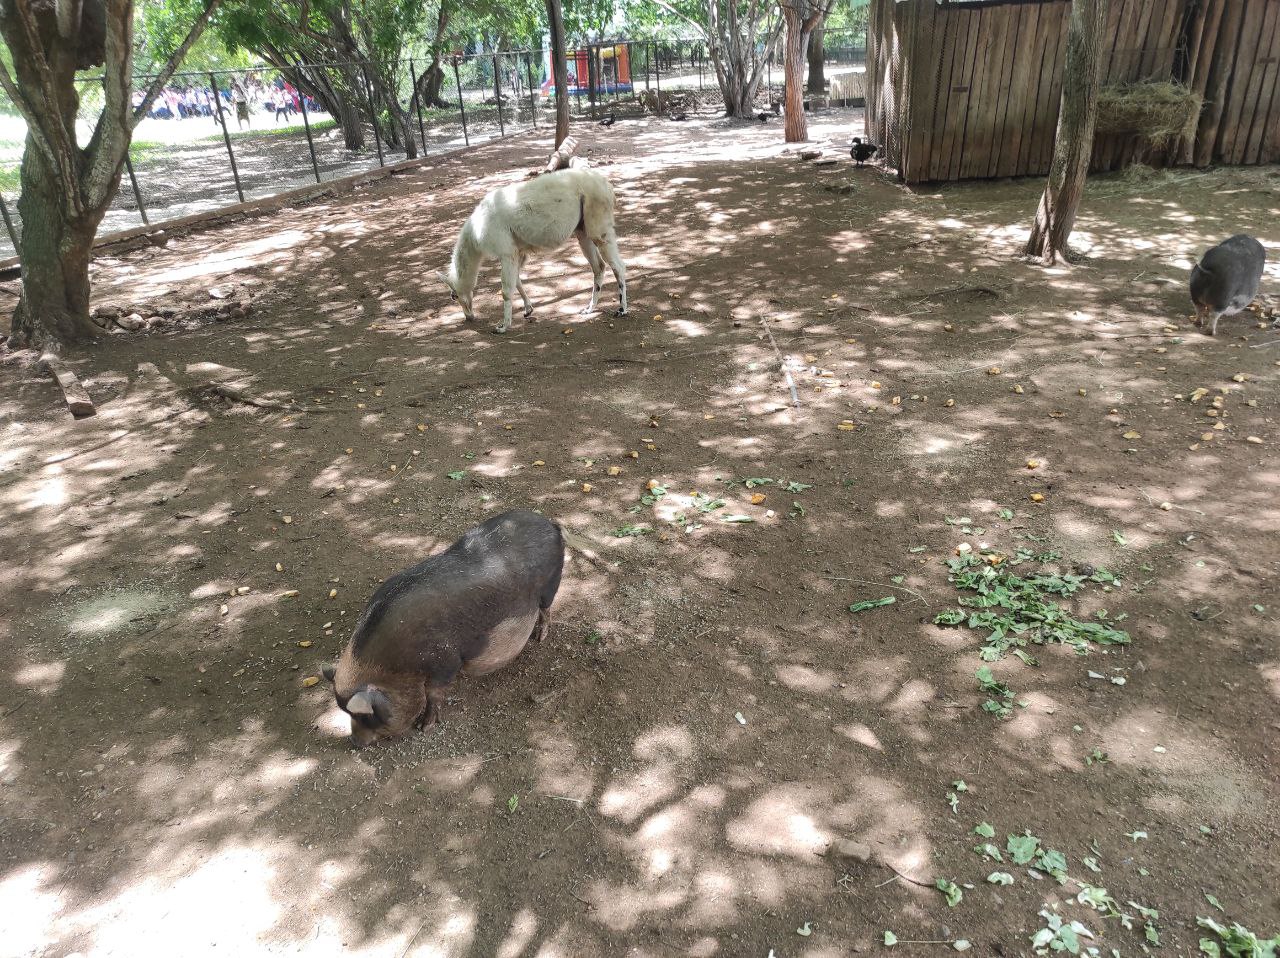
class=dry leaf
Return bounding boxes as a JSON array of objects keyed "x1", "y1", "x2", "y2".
[
  {"x1": 629, "y1": 450, "x2": 639, "y2": 459},
  {"x1": 582, "y1": 483, "x2": 593, "y2": 493},
  {"x1": 945, "y1": 399, "x2": 955, "y2": 408},
  {"x1": 532, "y1": 459, "x2": 545, "y2": 466},
  {"x1": 282, "y1": 516, "x2": 293, "y2": 524},
  {"x1": 987, "y1": 367, "x2": 1002, "y2": 376},
  {"x1": 219, "y1": 604, "x2": 229, "y2": 616},
  {"x1": 1159, "y1": 502, "x2": 1173, "y2": 511},
  {"x1": 298, "y1": 640, "x2": 312, "y2": 648},
  {"x1": 608, "y1": 466, "x2": 621, "y2": 476},
  {"x1": 1012, "y1": 384, "x2": 1024, "y2": 394},
  {"x1": 280, "y1": 590, "x2": 299, "y2": 598},
  {"x1": 1026, "y1": 459, "x2": 1040, "y2": 469},
  {"x1": 416, "y1": 424, "x2": 427, "y2": 432},
  {"x1": 1122, "y1": 431, "x2": 1141, "y2": 440},
  {"x1": 302, "y1": 676, "x2": 320, "y2": 688},
  {"x1": 275, "y1": 563, "x2": 284, "y2": 572},
  {"x1": 750, "y1": 493, "x2": 767, "y2": 505},
  {"x1": 1246, "y1": 436, "x2": 1263, "y2": 444},
  {"x1": 1232, "y1": 374, "x2": 1247, "y2": 383},
  {"x1": 328, "y1": 589, "x2": 338, "y2": 599},
  {"x1": 1030, "y1": 493, "x2": 1045, "y2": 502}
]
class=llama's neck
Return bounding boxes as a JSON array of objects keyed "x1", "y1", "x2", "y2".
[{"x1": 449, "y1": 223, "x2": 482, "y2": 295}]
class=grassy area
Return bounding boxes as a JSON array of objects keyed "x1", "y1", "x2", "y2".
[{"x1": 219, "y1": 118, "x2": 338, "y2": 143}]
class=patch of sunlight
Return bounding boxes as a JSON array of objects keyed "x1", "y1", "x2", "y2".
[
  {"x1": 726, "y1": 787, "x2": 831, "y2": 858},
  {"x1": 60, "y1": 588, "x2": 179, "y2": 639},
  {"x1": 143, "y1": 229, "x2": 313, "y2": 283},
  {"x1": 835, "y1": 723, "x2": 882, "y2": 750},
  {"x1": 0, "y1": 864, "x2": 63, "y2": 956},
  {"x1": 937, "y1": 218, "x2": 968, "y2": 229},
  {"x1": 13, "y1": 660, "x2": 66, "y2": 693},
  {"x1": 496, "y1": 908, "x2": 539, "y2": 958},
  {"x1": 667, "y1": 318, "x2": 709, "y2": 337},
  {"x1": 72, "y1": 845, "x2": 283, "y2": 957},
  {"x1": 20, "y1": 470, "x2": 67, "y2": 511}
]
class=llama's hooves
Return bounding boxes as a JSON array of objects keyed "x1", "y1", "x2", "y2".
[
  {"x1": 490, "y1": 324, "x2": 509, "y2": 335},
  {"x1": 579, "y1": 305, "x2": 599, "y2": 316},
  {"x1": 523, "y1": 307, "x2": 535, "y2": 319},
  {"x1": 613, "y1": 307, "x2": 629, "y2": 317}
]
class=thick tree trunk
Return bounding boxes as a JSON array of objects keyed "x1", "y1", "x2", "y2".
[
  {"x1": 10, "y1": 145, "x2": 104, "y2": 348},
  {"x1": 806, "y1": 23, "x2": 825, "y2": 95},
  {"x1": 782, "y1": 7, "x2": 812, "y2": 142},
  {"x1": 1025, "y1": 0, "x2": 1107, "y2": 264},
  {"x1": 545, "y1": 0, "x2": 570, "y2": 147},
  {"x1": 415, "y1": 61, "x2": 451, "y2": 109}
]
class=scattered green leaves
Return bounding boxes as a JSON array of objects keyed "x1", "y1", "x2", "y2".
[
  {"x1": 998, "y1": 508, "x2": 1015, "y2": 520},
  {"x1": 987, "y1": 871, "x2": 1014, "y2": 885},
  {"x1": 1197, "y1": 916, "x2": 1280, "y2": 957},
  {"x1": 640, "y1": 484, "x2": 667, "y2": 505},
  {"x1": 973, "y1": 822, "x2": 996, "y2": 839},
  {"x1": 1204, "y1": 894, "x2": 1225, "y2": 913},
  {"x1": 447, "y1": 470, "x2": 466, "y2": 480},
  {"x1": 1007, "y1": 831, "x2": 1041, "y2": 865},
  {"x1": 1031, "y1": 910, "x2": 1095, "y2": 955},
  {"x1": 947, "y1": 792, "x2": 959, "y2": 814},
  {"x1": 934, "y1": 552, "x2": 1130, "y2": 668},
  {"x1": 936, "y1": 878, "x2": 963, "y2": 907},
  {"x1": 1112, "y1": 530, "x2": 1128, "y2": 546},
  {"x1": 1126, "y1": 830, "x2": 1148, "y2": 842},
  {"x1": 507, "y1": 794, "x2": 519, "y2": 813},
  {"x1": 975, "y1": 842, "x2": 1004, "y2": 862},
  {"x1": 1036, "y1": 848, "x2": 1069, "y2": 882},
  {"x1": 783, "y1": 480, "x2": 813, "y2": 493},
  {"x1": 1086, "y1": 748, "x2": 1110, "y2": 766},
  {"x1": 738, "y1": 477, "x2": 774, "y2": 489},
  {"x1": 977, "y1": 666, "x2": 1014, "y2": 718},
  {"x1": 883, "y1": 931, "x2": 899, "y2": 947},
  {"x1": 612, "y1": 524, "x2": 652, "y2": 538}
]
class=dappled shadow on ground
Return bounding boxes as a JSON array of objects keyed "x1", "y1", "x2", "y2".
[{"x1": 1, "y1": 111, "x2": 1278, "y2": 957}]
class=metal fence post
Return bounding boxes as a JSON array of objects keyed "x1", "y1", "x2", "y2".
[
  {"x1": 654, "y1": 42, "x2": 661, "y2": 102},
  {"x1": 698, "y1": 44, "x2": 704, "y2": 91},
  {"x1": 209, "y1": 72, "x2": 246, "y2": 204},
  {"x1": 0, "y1": 193, "x2": 20, "y2": 256},
  {"x1": 123, "y1": 153, "x2": 149, "y2": 225},
  {"x1": 452, "y1": 58, "x2": 469, "y2": 146},
  {"x1": 492, "y1": 54, "x2": 506, "y2": 137},
  {"x1": 408, "y1": 58, "x2": 428, "y2": 152},
  {"x1": 525, "y1": 54, "x2": 538, "y2": 128},
  {"x1": 298, "y1": 87, "x2": 322, "y2": 184}
]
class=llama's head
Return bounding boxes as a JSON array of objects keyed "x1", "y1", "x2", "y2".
[{"x1": 436, "y1": 268, "x2": 474, "y2": 322}]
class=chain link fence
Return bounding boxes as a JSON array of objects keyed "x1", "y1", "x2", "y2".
[{"x1": 0, "y1": 32, "x2": 866, "y2": 261}]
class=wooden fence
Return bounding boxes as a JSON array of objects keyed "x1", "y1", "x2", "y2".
[{"x1": 867, "y1": 0, "x2": 1280, "y2": 183}]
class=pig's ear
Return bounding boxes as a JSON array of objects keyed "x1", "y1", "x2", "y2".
[
  {"x1": 347, "y1": 688, "x2": 393, "y2": 725},
  {"x1": 321, "y1": 663, "x2": 336, "y2": 683}
]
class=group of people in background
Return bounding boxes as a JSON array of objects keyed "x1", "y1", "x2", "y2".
[{"x1": 133, "y1": 77, "x2": 321, "y2": 128}]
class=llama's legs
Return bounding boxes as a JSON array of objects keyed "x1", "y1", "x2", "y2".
[
  {"x1": 598, "y1": 231, "x2": 627, "y2": 316},
  {"x1": 575, "y1": 231, "x2": 605, "y2": 314},
  {"x1": 495, "y1": 257, "x2": 517, "y2": 334},
  {"x1": 516, "y1": 254, "x2": 535, "y2": 318}
]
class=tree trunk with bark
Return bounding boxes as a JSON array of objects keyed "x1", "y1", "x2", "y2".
[
  {"x1": 0, "y1": 0, "x2": 220, "y2": 350},
  {"x1": 1025, "y1": 0, "x2": 1107, "y2": 264},
  {"x1": 780, "y1": 0, "x2": 831, "y2": 142},
  {"x1": 546, "y1": 0, "x2": 570, "y2": 147},
  {"x1": 806, "y1": 22, "x2": 825, "y2": 95}
]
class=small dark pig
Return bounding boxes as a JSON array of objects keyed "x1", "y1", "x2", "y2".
[
  {"x1": 1190, "y1": 234, "x2": 1265, "y2": 336},
  {"x1": 322, "y1": 510, "x2": 564, "y2": 747}
]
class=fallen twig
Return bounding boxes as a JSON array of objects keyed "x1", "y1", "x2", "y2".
[{"x1": 759, "y1": 317, "x2": 799, "y2": 407}]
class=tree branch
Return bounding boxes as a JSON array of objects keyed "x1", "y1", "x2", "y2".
[
  {"x1": 0, "y1": 57, "x2": 60, "y2": 172},
  {"x1": 650, "y1": 0, "x2": 709, "y2": 39},
  {"x1": 132, "y1": 0, "x2": 224, "y2": 126}
]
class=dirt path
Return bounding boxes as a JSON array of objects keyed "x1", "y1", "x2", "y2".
[{"x1": 0, "y1": 109, "x2": 1277, "y2": 958}]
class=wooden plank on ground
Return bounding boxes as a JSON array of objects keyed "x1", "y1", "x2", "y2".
[{"x1": 42, "y1": 354, "x2": 96, "y2": 419}]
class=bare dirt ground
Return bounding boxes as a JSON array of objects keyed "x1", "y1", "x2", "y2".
[{"x1": 1, "y1": 109, "x2": 1278, "y2": 958}]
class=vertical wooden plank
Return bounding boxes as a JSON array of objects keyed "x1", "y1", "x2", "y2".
[
  {"x1": 953, "y1": 6, "x2": 991, "y2": 180},
  {"x1": 925, "y1": 6, "x2": 959, "y2": 181},
  {"x1": 982, "y1": 4, "x2": 1020, "y2": 179},
  {"x1": 1262, "y1": 11, "x2": 1280, "y2": 163},
  {"x1": 990, "y1": 3, "x2": 1028, "y2": 178},
  {"x1": 1186, "y1": 0, "x2": 1228, "y2": 165},
  {"x1": 1096, "y1": 0, "x2": 1140, "y2": 171},
  {"x1": 1221, "y1": 0, "x2": 1268, "y2": 164},
  {"x1": 998, "y1": 2, "x2": 1042, "y2": 178},
  {"x1": 961, "y1": 4, "x2": 1007, "y2": 179},
  {"x1": 1243, "y1": 2, "x2": 1280, "y2": 164},
  {"x1": 905, "y1": 1, "x2": 942, "y2": 183},
  {"x1": 935, "y1": 7, "x2": 977, "y2": 181},
  {"x1": 1034, "y1": 2, "x2": 1070, "y2": 175}
]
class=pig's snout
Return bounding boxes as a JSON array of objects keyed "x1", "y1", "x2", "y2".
[{"x1": 348, "y1": 720, "x2": 379, "y2": 749}]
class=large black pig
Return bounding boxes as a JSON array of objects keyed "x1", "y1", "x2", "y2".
[{"x1": 322, "y1": 510, "x2": 564, "y2": 747}]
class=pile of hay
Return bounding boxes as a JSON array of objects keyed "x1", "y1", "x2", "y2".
[{"x1": 1095, "y1": 81, "x2": 1203, "y2": 146}]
